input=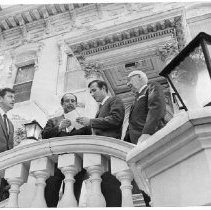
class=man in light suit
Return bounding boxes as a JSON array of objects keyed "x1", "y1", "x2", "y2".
[
  {"x1": 42, "y1": 93, "x2": 90, "y2": 207},
  {"x1": 124, "y1": 70, "x2": 166, "y2": 145},
  {"x1": 77, "y1": 80, "x2": 125, "y2": 207},
  {"x1": 0, "y1": 88, "x2": 15, "y2": 201}
]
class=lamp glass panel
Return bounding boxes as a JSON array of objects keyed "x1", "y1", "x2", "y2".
[
  {"x1": 34, "y1": 124, "x2": 42, "y2": 140},
  {"x1": 25, "y1": 124, "x2": 36, "y2": 138},
  {"x1": 168, "y1": 46, "x2": 211, "y2": 109}
]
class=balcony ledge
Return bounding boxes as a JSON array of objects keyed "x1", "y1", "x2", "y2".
[
  {"x1": 0, "y1": 135, "x2": 134, "y2": 173},
  {"x1": 126, "y1": 106, "x2": 211, "y2": 206}
]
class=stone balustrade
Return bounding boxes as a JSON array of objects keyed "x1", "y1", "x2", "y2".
[
  {"x1": 0, "y1": 135, "x2": 136, "y2": 207},
  {"x1": 127, "y1": 107, "x2": 211, "y2": 206}
]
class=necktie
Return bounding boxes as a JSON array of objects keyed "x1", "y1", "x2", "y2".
[
  {"x1": 95, "y1": 104, "x2": 102, "y2": 118},
  {"x1": 3, "y1": 114, "x2": 9, "y2": 136}
]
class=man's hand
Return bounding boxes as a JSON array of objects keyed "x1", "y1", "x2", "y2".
[
  {"x1": 76, "y1": 117, "x2": 91, "y2": 126},
  {"x1": 137, "y1": 134, "x2": 151, "y2": 146},
  {"x1": 59, "y1": 119, "x2": 72, "y2": 131}
]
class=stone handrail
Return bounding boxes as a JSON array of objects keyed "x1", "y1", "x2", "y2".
[
  {"x1": 0, "y1": 135, "x2": 134, "y2": 171},
  {"x1": 0, "y1": 135, "x2": 136, "y2": 208}
]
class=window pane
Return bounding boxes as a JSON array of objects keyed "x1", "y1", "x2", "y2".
[
  {"x1": 13, "y1": 81, "x2": 33, "y2": 103},
  {"x1": 15, "y1": 64, "x2": 35, "y2": 84}
]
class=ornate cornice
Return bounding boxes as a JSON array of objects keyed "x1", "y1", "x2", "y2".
[
  {"x1": 70, "y1": 15, "x2": 185, "y2": 58},
  {"x1": 0, "y1": 4, "x2": 91, "y2": 32}
]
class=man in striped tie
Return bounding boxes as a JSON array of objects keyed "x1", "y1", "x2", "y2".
[{"x1": 0, "y1": 88, "x2": 15, "y2": 201}]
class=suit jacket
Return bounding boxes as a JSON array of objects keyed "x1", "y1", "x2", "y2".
[
  {"x1": 90, "y1": 96, "x2": 125, "y2": 139},
  {"x1": 0, "y1": 114, "x2": 14, "y2": 153},
  {"x1": 42, "y1": 114, "x2": 91, "y2": 139},
  {"x1": 125, "y1": 81, "x2": 166, "y2": 144}
]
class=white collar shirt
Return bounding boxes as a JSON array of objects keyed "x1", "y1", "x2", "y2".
[
  {"x1": 138, "y1": 84, "x2": 147, "y2": 94},
  {"x1": 101, "y1": 96, "x2": 109, "y2": 106}
]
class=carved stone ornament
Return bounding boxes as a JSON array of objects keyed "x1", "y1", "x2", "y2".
[
  {"x1": 69, "y1": 15, "x2": 186, "y2": 57},
  {"x1": 78, "y1": 55, "x2": 103, "y2": 78},
  {"x1": 156, "y1": 42, "x2": 179, "y2": 63}
]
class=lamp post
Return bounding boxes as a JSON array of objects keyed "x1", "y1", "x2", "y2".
[
  {"x1": 159, "y1": 32, "x2": 211, "y2": 111},
  {"x1": 16, "y1": 120, "x2": 43, "y2": 147}
]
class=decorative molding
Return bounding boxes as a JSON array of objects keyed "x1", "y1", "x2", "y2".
[
  {"x1": 57, "y1": 40, "x2": 73, "y2": 66},
  {"x1": 69, "y1": 15, "x2": 185, "y2": 57},
  {"x1": 156, "y1": 42, "x2": 179, "y2": 63},
  {"x1": 78, "y1": 55, "x2": 103, "y2": 78},
  {"x1": 10, "y1": 42, "x2": 44, "y2": 69}
]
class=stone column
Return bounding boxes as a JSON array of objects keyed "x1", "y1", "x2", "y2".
[
  {"x1": 4, "y1": 163, "x2": 28, "y2": 208},
  {"x1": 83, "y1": 153, "x2": 107, "y2": 207},
  {"x1": 57, "y1": 153, "x2": 82, "y2": 207},
  {"x1": 116, "y1": 170, "x2": 134, "y2": 207},
  {"x1": 29, "y1": 157, "x2": 54, "y2": 208}
]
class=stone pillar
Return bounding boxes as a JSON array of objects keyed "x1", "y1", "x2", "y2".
[
  {"x1": 116, "y1": 170, "x2": 134, "y2": 207},
  {"x1": 83, "y1": 153, "x2": 107, "y2": 207},
  {"x1": 111, "y1": 156, "x2": 134, "y2": 207},
  {"x1": 57, "y1": 153, "x2": 82, "y2": 207},
  {"x1": 4, "y1": 163, "x2": 28, "y2": 208},
  {"x1": 126, "y1": 108, "x2": 211, "y2": 206},
  {"x1": 29, "y1": 157, "x2": 54, "y2": 208}
]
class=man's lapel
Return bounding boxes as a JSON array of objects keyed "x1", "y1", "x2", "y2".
[
  {"x1": 95, "y1": 98, "x2": 110, "y2": 118},
  {"x1": 0, "y1": 114, "x2": 9, "y2": 140},
  {"x1": 136, "y1": 86, "x2": 148, "y2": 101},
  {"x1": 129, "y1": 85, "x2": 148, "y2": 118}
]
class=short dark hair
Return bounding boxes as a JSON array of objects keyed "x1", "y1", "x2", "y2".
[
  {"x1": 0, "y1": 88, "x2": 15, "y2": 98},
  {"x1": 61, "y1": 93, "x2": 77, "y2": 105},
  {"x1": 88, "y1": 80, "x2": 108, "y2": 93}
]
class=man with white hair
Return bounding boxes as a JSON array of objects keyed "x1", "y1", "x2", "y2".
[{"x1": 124, "y1": 70, "x2": 166, "y2": 145}]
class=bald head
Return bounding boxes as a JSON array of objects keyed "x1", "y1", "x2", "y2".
[{"x1": 128, "y1": 70, "x2": 148, "y2": 84}]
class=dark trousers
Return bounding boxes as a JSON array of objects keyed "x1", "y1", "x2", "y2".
[
  {"x1": 44, "y1": 168, "x2": 122, "y2": 207},
  {"x1": 101, "y1": 172, "x2": 122, "y2": 207},
  {"x1": 44, "y1": 167, "x2": 86, "y2": 207},
  {"x1": 0, "y1": 178, "x2": 9, "y2": 202}
]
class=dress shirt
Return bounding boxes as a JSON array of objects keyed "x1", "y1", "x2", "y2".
[
  {"x1": 100, "y1": 96, "x2": 109, "y2": 106},
  {"x1": 138, "y1": 84, "x2": 147, "y2": 94}
]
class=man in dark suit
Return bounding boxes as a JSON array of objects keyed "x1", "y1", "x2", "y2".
[
  {"x1": 42, "y1": 93, "x2": 90, "y2": 207},
  {"x1": 124, "y1": 70, "x2": 166, "y2": 207},
  {"x1": 124, "y1": 70, "x2": 166, "y2": 145},
  {"x1": 76, "y1": 80, "x2": 125, "y2": 207},
  {"x1": 0, "y1": 88, "x2": 15, "y2": 201}
]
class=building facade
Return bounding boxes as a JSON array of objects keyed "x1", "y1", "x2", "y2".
[{"x1": 0, "y1": 2, "x2": 211, "y2": 141}]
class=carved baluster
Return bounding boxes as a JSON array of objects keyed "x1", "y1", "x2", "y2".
[
  {"x1": 83, "y1": 154, "x2": 107, "y2": 207},
  {"x1": 57, "y1": 153, "x2": 82, "y2": 207},
  {"x1": 4, "y1": 163, "x2": 28, "y2": 208},
  {"x1": 79, "y1": 179, "x2": 91, "y2": 207},
  {"x1": 111, "y1": 157, "x2": 134, "y2": 207},
  {"x1": 29, "y1": 157, "x2": 54, "y2": 208}
]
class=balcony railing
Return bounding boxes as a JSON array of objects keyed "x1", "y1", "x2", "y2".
[{"x1": 0, "y1": 135, "x2": 142, "y2": 208}]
